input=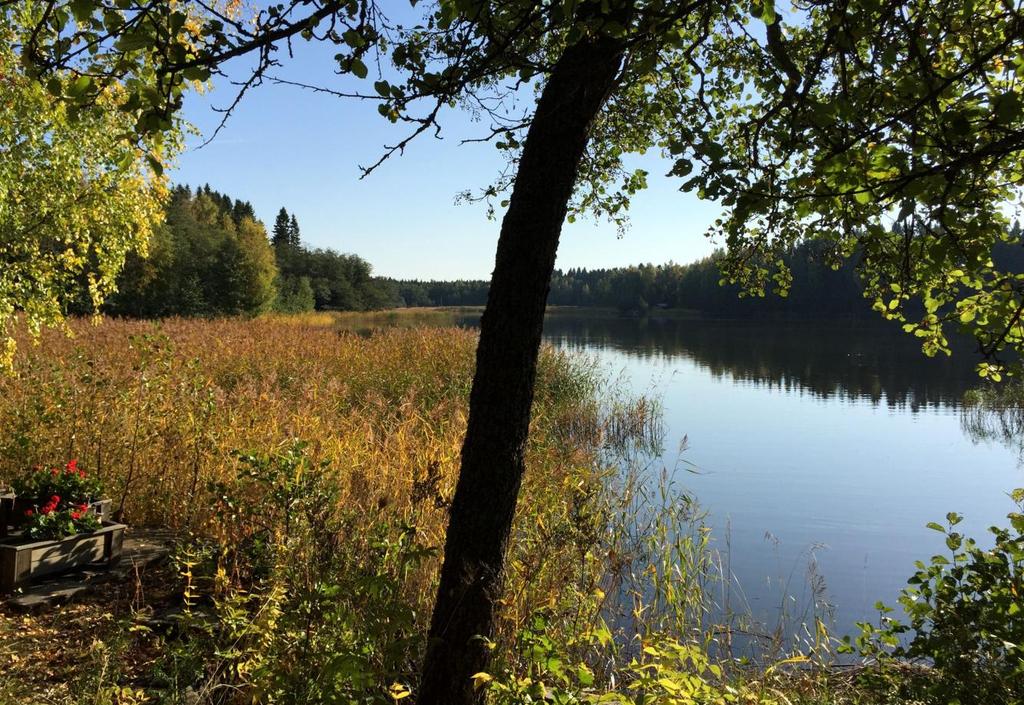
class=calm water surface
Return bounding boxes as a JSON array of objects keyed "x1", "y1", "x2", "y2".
[{"x1": 530, "y1": 316, "x2": 1022, "y2": 641}]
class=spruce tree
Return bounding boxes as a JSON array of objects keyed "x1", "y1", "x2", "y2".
[
  {"x1": 288, "y1": 214, "x2": 301, "y2": 249},
  {"x1": 231, "y1": 199, "x2": 255, "y2": 226},
  {"x1": 271, "y1": 208, "x2": 290, "y2": 250}
]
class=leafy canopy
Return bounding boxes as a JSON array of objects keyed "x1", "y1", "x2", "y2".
[
  {"x1": 0, "y1": 4, "x2": 175, "y2": 368},
  {"x1": 13, "y1": 0, "x2": 1024, "y2": 373},
  {"x1": 699, "y1": 1, "x2": 1024, "y2": 380}
]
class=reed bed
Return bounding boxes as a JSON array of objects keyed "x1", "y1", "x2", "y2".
[
  {"x1": 261, "y1": 307, "x2": 481, "y2": 332},
  {"x1": 0, "y1": 317, "x2": 588, "y2": 530}
]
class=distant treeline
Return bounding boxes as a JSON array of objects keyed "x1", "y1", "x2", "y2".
[
  {"x1": 102, "y1": 188, "x2": 1024, "y2": 320},
  {"x1": 391, "y1": 233, "x2": 1024, "y2": 318},
  {"x1": 106, "y1": 185, "x2": 400, "y2": 317}
]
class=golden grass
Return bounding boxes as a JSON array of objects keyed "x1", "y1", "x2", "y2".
[
  {"x1": 1, "y1": 317, "x2": 596, "y2": 536},
  {"x1": 261, "y1": 307, "x2": 481, "y2": 331}
]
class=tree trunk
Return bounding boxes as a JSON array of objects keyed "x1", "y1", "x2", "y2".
[{"x1": 417, "y1": 33, "x2": 625, "y2": 705}]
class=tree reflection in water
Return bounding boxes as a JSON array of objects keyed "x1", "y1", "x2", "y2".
[
  {"x1": 962, "y1": 385, "x2": 1024, "y2": 462},
  {"x1": 528, "y1": 315, "x2": 980, "y2": 412}
]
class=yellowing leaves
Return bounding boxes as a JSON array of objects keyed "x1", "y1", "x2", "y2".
[
  {"x1": 470, "y1": 672, "x2": 493, "y2": 689},
  {"x1": 388, "y1": 682, "x2": 412, "y2": 700},
  {"x1": 0, "y1": 15, "x2": 179, "y2": 370}
]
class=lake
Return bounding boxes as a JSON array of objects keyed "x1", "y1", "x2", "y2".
[{"x1": 462, "y1": 313, "x2": 1023, "y2": 646}]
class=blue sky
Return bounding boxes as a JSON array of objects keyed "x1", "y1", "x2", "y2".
[{"x1": 174, "y1": 36, "x2": 721, "y2": 280}]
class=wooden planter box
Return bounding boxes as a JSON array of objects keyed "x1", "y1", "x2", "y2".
[
  {"x1": 0, "y1": 521, "x2": 125, "y2": 591},
  {"x1": 0, "y1": 491, "x2": 13, "y2": 534},
  {"x1": 1, "y1": 497, "x2": 111, "y2": 537}
]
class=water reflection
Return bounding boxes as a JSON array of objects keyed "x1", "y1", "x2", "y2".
[
  {"x1": 961, "y1": 388, "x2": 1024, "y2": 461},
  {"x1": 536, "y1": 316, "x2": 978, "y2": 411},
  {"x1": 527, "y1": 314, "x2": 1021, "y2": 641}
]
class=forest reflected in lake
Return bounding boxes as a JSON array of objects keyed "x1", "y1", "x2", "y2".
[
  {"x1": 442, "y1": 311, "x2": 1021, "y2": 640},
  {"x1": 535, "y1": 315, "x2": 980, "y2": 411}
]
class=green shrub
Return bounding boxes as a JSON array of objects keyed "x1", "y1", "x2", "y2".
[
  {"x1": 478, "y1": 610, "x2": 779, "y2": 705},
  {"x1": 161, "y1": 441, "x2": 434, "y2": 705},
  {"x1": 845, "y1": 490, "x2": 1024, "y2": 704}
]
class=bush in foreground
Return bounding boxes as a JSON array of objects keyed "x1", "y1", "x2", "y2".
[{"x1": 846, "y1": 492, "x2": 1024, "y2": 704}]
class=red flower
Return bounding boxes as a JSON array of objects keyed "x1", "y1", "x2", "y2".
[
  {"x1": 24, "y1": 509, "x2": 34, "y2": 517},
  {"x1": 50, "y1": 468, "x2": 58, "y2": 476},
  {"x1": 51, "y1": 494, "x2": 60, "y2": 504},
  {"x1": 78, "y1": 503, "x2": 88, "y2": 512},
  {"x1": 40, "y1": 504, "x2": 54, "y2": 515},
  {"x1": 70, "y1": 511, "x2": 82, "y2": 520},
  {"x1": 66, "y1": 459, "x2": 78, "y2": 472}
]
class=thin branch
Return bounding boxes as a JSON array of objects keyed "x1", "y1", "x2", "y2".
[{"x1": 267, "y1": 75, "x2": 384, "y2": 100}]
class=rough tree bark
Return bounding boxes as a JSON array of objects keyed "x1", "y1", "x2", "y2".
[{"x1": 417, "y1": 32, "x2": 626, "y2": 705}]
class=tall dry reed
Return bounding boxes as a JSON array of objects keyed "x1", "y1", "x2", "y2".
[{"x1": 3, "y1": 316, "x2": 599, "y2": 522}]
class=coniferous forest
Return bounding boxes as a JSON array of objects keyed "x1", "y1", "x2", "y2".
[{"x1": 391, "y1": 227, "x2": 1024, "y2": 317}]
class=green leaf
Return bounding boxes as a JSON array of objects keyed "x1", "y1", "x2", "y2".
[
  {"x1": 945, "y1": 110, "x2": 971, "y2": 135},
  {"x1": 67, "y1": 75, "x2": 92, "y2": 97},
  {"x1": 116, "y1": 29, "x2": 155, "y2": 52},
  {"x1": 343, "y1": 29, "x2": 366, "y2": 48},
  {"x1": 700, "y1": 140, "x2": 726, "y2": 161},
  {"x1": 145, "y1": 154, "x2": 164, "y2": 177},
  {"x1": 350, "y1": 58, "x2": 368, "y2": 79},
  {"x1": 670, "y1": 158, "x2": 693, "y2": 177},
  {"x1": 70, "y1": 0, "x2": 93, "y2": 23},
  {"x1": 994, "y1": 91, "x2": 1021, "y2": 124},
  {"x1": 182, "y1": 66, "x2": 211, "y2": 82}
]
